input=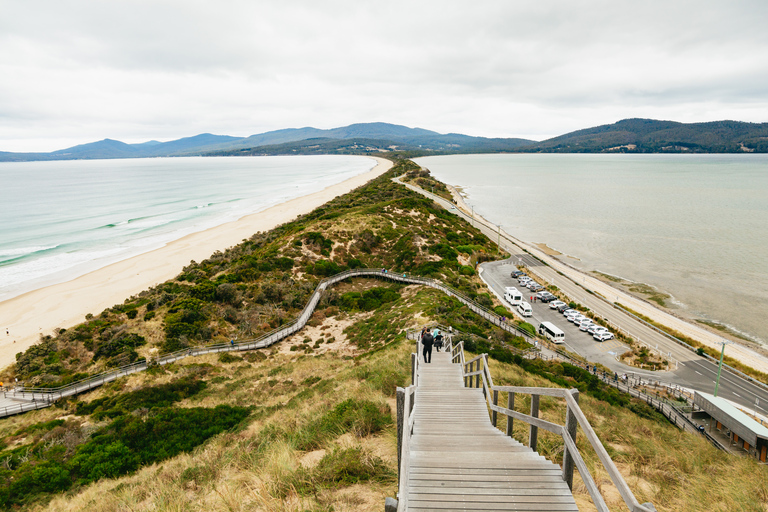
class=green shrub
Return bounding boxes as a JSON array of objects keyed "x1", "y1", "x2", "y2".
[
  {"x1": 69, "y1": 405, "x2": 250, "y2": 485},
  {"x1": 92, "y1": 332, "x2": 146, "y2": 363},
  {"x1": 75, "y1": 377, "x2": 207, "y2": 418},
  {"x1": 429, "y1": 243, "x2": 458, "y2": 260},
  {"x1": 518, "y1": 322, "x2": 536, "y2": 337},
  {"x1": 307, "y1": 259, "x2": 342, "y2": 276},
  {"x1": 336, "y1": 287, "x2": 401, "y2": 312},
  {"x1": 218, "y1": 352, "x2": 243, "y2": 364},
  {"x1": 291, "y1": 399, "x2": 392, "y2": 450}
]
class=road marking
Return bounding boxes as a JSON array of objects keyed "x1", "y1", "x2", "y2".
[
  {"x1": 733, "y1": 392, "x2": 741, "y2": 398},
  {"x1": 694, "y1": 371, "x2": 703, "y2": 375}
]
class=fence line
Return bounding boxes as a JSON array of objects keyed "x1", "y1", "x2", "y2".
[
  {"x1": 2, "y1": 268, "x2": 535, "y2": 418},
  {"x1": 440, "y1": 339, "x2": 657, "y2": 512}
]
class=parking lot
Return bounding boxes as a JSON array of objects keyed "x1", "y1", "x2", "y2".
[{"x1": 487, "y1": 265, "x2": 633, "y2": 367}]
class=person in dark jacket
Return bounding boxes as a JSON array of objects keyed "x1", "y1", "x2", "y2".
[
  {"x1": 434, "y1": 330, "x2": 444, "y2": 352},
  {"x1": 421, "y1": 330, "x2": 434, "y2": 363}
]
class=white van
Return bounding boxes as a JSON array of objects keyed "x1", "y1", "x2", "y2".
[
  {"x1": 504, "y1": 287, "x2": 523, "y2": 306},
  {"x1": 539, "y1": 322, "x2": 565, "y2": 344},
  {"x1": 517, "y1": 301, "x2": 533, "y2": 317}
]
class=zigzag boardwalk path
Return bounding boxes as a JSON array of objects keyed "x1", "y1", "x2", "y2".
[{"x1": 407, "y1": 351, "x2": 577, "y2": 511}]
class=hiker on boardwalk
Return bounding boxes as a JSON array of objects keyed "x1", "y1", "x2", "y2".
[
  {"x1": 434, "y1": 329, "x2": 444, "y2": 352},
  {"x1": 421, "y1": 330, "x2": 434, "y2": 363}
]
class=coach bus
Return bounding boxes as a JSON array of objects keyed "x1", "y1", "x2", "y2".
[{"x1": 539, "y1": 321, "x2": 565, "y2": 344}]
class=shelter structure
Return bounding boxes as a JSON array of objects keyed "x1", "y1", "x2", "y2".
[{"x1": 694, "y1": 391, "x2": 768, "y2": 462}]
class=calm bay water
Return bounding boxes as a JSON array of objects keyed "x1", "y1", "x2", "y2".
[
  {"x1": 416, "y1": 154, "x2": 768, "y2": 345},
  {"x1": 0, "y1": 155, "x2": 375, "y2": 301}
]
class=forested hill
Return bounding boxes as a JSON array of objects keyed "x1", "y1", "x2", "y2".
[{"x1": 525, "y1": 118, "x2": 768, "y2": 153}]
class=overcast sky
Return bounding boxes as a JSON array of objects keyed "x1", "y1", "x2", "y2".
[{"x1": 1, "y1": 0, "x2": 767, "y2": 152}]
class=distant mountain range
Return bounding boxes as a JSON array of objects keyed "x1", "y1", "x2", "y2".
[
  {"x1": 1, "y1": 119, "x2": 767, "y2": 162},
  {"x1": 0, "y1": 123, "x2": 533, "y2": 162}
]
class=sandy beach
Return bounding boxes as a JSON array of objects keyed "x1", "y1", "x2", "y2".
[{"x1": 0, "y1": 156, "x2": 392, "y2": 370}]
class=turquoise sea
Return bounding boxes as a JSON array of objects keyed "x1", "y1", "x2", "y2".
[
  {"x1": 0, "y1": 155, "x2": 375, "y2": 301},
  {"x1": 416, "y1": 154, "x2": 768, "y2": 346}
]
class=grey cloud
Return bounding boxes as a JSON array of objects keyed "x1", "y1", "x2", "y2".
[{"x1": 0, "y1": 0, "x2": 767, "y2": 151}]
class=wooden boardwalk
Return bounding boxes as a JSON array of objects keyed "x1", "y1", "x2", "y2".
[{"x1": 406, "y1": 351, "x2": 578, "y2": 511}]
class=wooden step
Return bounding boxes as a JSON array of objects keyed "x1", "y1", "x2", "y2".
[{"x1": 403, "y1": 353, "x2": 577, "y2": 511}]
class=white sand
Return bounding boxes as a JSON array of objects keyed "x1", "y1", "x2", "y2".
[{"x1": 0, "y1": 157, "x2": 392, "y2": 370}]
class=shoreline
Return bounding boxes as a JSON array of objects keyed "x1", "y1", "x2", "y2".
[
  {"x1": 444, "y1": 182, "x2": 768, "y2": 375},
  {"x1": 0, "y1": 156, "x2": 392, "y2": 370}
]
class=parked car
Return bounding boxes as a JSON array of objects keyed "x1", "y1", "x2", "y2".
[
  {"x1": 562, "y1": 308, "x2": 576, "y2": 316},
  {"x1": 556, "y1": 304, "x2": 571, "y2": 313},
  {"x1": 579, "y1": 321, "x2": 594, "y2": 332},
  {"x1": 587, "y1": 324, "x2": 608, "y2": 335},
  {"x1": 550, "y1": 300, "x2": 567, "y2": 310},
  {"x1": 573, "y1": 316, "x2": 589, "y2": 326},
  {"x1": 594, "y1": 331, "x2": 615, "y2": 342},
  {"x1": 567, "y1": 313, "x2": 583, "y2": 323},
  {"x1": 529, "y1": 284, "x2": 545, "y2": 292},
  {"x1": 537, "y1": 291, "x2": 555, "y2": 302},
  {"x1": 511, "y1": 270, "x2": 525, "y2": 278}
]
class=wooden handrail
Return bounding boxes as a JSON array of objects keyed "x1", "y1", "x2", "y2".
[
  {"x1": 5, "y1": 267, "x2": 537, "y2": 418},
  {"x1": 453, "y1": 342, "x2": 656, "y2": 512},
  {"x1": 396, "y1": 384, "x2": 414, "y2": 511}
]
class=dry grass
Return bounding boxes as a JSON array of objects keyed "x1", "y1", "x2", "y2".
[
  {"x1": 9, "y1": 315, "x2": 768, "y2": 511},
  {"x1": 485, "y1": 356, "x2": 768, "y2": 512},
  {"x1": 24, "y1": 334, "x2": 404, "y2": 512}
]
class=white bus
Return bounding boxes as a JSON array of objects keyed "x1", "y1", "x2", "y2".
[
  {"x1": 504, "y1": 287, "x2": 523, "y2": 306},
  {"x1": 539, "y1": 321, "x2": 565, "y2": 344}
]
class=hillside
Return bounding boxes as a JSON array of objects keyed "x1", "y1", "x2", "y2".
[
  {"x1": 1, "y1": 160, "x2": 767, "y2": 511},
  {"x1": 526, "y1": 118, "x2": 768, "y2": 153},
  {"x1": 0, "y1": 123, "x2": 534, "y2": 162}
]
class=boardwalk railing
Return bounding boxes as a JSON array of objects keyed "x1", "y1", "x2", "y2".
[
  {"x1": 3, "y1": 268, "x2": 535, "y2": 418},
  {"x1": 450, "y1": 340, "x2": 657, "y2": 512}
]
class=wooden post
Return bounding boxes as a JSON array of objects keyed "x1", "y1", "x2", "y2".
[
  {"x1": 529, "y1": 394, "x2": 540, "y2": 451},
  {"x1": 492, "y1": 389, "x2": 499, "y2": 427},
  {"x1": 411, "y1": 353, "x2": 417, "y2": 386},
  {"x1": 506, "y1": 392, "x2": 515, "y2": 437},
  {"x1": 396, "y1": 387, "x2": 405, "y2": 485},
  {"x1": 475, "y1": 361, "x2": 480, "y2": 389},
  {"x1": 563, "y1": 389, "x2": 579, "y2": 489}
]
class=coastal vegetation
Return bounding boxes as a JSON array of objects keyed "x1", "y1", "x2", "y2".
[{"x1": 1, "y1": 159, "x2": 767, "y2": 510}]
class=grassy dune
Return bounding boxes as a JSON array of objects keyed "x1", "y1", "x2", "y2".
[{"x1": 1, "y1": 159, "x2": 767, "y2": 511}]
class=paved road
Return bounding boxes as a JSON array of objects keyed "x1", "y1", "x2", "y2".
[
  {"x1": 482, "y1": 255, "x2": 768, "y2": 417},
  {"x1": 394, "y1": 177, "x2": 768, "y2": 416}
]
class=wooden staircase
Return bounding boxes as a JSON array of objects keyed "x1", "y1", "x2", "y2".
[{"x1": 405, "y1": 351, "x2": 578, "y2": 511}]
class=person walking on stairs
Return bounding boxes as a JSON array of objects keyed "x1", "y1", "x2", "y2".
[{"x1": 421, "y1": 330, "x2": 434, "y2": 363}]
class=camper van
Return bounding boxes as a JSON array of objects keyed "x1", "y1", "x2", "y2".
[
  {"x1": 539, "y1": 322, "x2": 565, "y2": 344},
  {"x1": 517, "y1": 301, "x2": 533, "y2": 317},
  {"x1": 504, "y1": 287, "x2": 523, "y2": 306}
]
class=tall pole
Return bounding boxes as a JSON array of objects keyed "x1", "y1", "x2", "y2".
[
  {"x1": 497, "y1": 224, "x2": 502, "y2": 250},
  {"x1": 713, "y1": 341, "x2": 732, "y2": 397}
]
